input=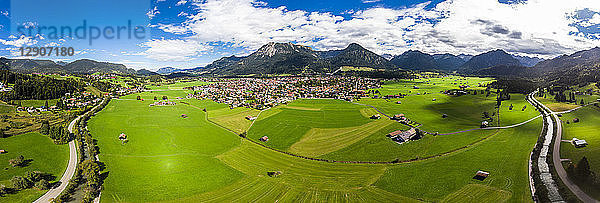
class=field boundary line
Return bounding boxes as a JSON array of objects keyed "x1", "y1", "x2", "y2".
[{"x1": 185, "y1": 102, "x2": 511, "y2": 165}]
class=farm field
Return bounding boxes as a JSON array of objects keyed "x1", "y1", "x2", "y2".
[
  {"x1": 0, "y1": 132, "x2": 69, "y2": 202},
  {"x1": 87, "y1": 77, "x2": 544, "y2": 202},
  {"x1": 146, "y1": 80, "x2": 210, "y2": 90},
  {"x1": 244, "y1": 77, "x2": 540, "y2": 162},
  {"x1": 375, "y1": 118, "x2": 541, "y2": 202},
  {"x1": 535, "y1": 92, "x2": 600, "y2": 112},
  {"x1": 89, "y1": 98, "x2": 244, "y2": 202},
  {"x1": 559, "y1": 106, "x2": 600, "y2": 199}
]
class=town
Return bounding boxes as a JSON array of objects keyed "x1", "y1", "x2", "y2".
[{"x1": 186, "y1": 76, "x2": 381, "y2": 109}]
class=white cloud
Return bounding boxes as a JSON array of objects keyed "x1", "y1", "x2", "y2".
[
  {"x1": 589, "y1": 13, "x2": 600, "y2": 24},
  {"x1": 147, "y1": 6, "x2": 160, "y2": 19},
  {"x1": 177, "y1": 11, "x2": 188, "y2": 17},
  {"x1": 0, "y1": 35, "x2": 37, "y2": 47},
  {"x1": 176, "y1": 0, "x2": 188, "y2": 6},
  {"x1": 362, "y1": 0, "x2": 382, "y2": 3},
  {"x1": 149, "y1": 0, "x2": 600, "y2": 60},
  {"x1": 141, "y1": 39, "x2": 212, "y2": 61}
]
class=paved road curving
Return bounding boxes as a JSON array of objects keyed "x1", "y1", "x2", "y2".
[
  {"x1": 35, "y1": 99, "x2": 106, "y2": 203},
  {"x1": 33, "y1": 116, "x2": 80, "y2": 203},
  {"x1": 530, "y1": 91, "x2": 598, "y2": 203}
]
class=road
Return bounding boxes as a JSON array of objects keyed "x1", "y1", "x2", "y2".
[
  {"x1": 35, "y1": 99, "x2": 106, "y2": 203},
  {"x1": 530, "y1": 91, "x2": 598, "y2": 203},
  {"x1": 551, "y1": 110, "x2": 598, "y2": 203},
  {"x1": 33, "y1": 116, "x2": 81, "y2": 203}
]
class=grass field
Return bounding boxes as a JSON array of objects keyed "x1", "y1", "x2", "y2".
[
  {"x1": 247, "y1": 99, "x2": 372, "y2": 151},
  {"x1": 375, "y1": 119, "x2": 541, "y2": 202},
  {"x1": 0, "y1": 133, "x2": 69, "y2": 202},
  {"x1": 536, "y1": 92, "x2": 600, "y2": 112},
  {"x1": 559, "y1": 105, "x2": 600, "y2": 199},
  {"x1": 146, "y1": 80, "x2": 210, "y2": 90},
  {"x1": 15, "y1": 99, "x2": 58, "y2": 107},
  {"x1": 89, "y1": 99, "x2": 244, "y2": 202},
  {"x1": 86, "y1": 76, "x2": 545, "y2": 202}
]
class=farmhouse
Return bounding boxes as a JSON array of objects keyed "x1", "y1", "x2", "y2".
[
  {"x1": 119, "y1": 133, "x2": 127, "y2": 140},
  {"x1": 473, "y1": 171, "x2": 489, "y2": 181},
  {"x1": 181, "y1": 114, "x2": 188, "y2": 118},
  {"x1": 370, "y1": 114, "x2": 381, "y2": 119},
  {"x1": 572, "y1": 118, "x2": 580, "y2": 123},
  {"x1": 0, "y1": 149, "x2": 5, "y2": 154},
  {"x1": 572, "y1": 138, "x2": 588, "y2": 148},
  {"x1": 392, "y1": 114, "x2": 405, "y2": 120},
  {"x1": 259, "y1": 136, "x2": 269, "y2": 142},
  {"x1": 387, "y1": 128, "x2": 417, "y2": 143},
  {"x1": 245, "y1": 116, "x2": 257, "y2": 121},
  {"x1": 396, "y1": 101, "x2": 402, "y2": 104},
  {"x1": 481, "y1": 121, "x2": 489, "y2": 128}
]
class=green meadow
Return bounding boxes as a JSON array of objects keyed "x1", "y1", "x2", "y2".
[
  {"x1": 86, "y1": 76, "x2": 544, "y2": 202},
  {"x1": 559, "y1": 106, "x2": 600, "y2": 199},
  {"x1": 0, "y1": 133, "x2": 69, "y2": 202}
]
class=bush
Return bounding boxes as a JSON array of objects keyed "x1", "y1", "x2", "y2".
[
  {"x1": 24, "y1": 171, "x2": 43, "y2": 183},
  {"x1": 0, "y1": 185, "x2": 7, "y2": 197},
  {"x1": 9, "y1": 155, "x2": 25, "y2": 167},
  {"x1": 35, "y1": 179, "x2": 50, "y2": 190},
  {"x1": 11, "y1": 176, "x2": 29, "y2": 190},
  {"x1": 40, "y1": 120, "x2": 50, "y2": 135}
]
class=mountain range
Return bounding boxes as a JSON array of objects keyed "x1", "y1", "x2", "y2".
[
  {"x1": 0, "y1": 58, "x2": 141, "y2": 75},
  {"x1": 1, "y1": 42, "x2": 598, "y2": 86}
]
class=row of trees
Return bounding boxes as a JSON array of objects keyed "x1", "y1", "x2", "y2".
[{"x1": 55, "y1": 98, "x2": 109, "y2": 203}]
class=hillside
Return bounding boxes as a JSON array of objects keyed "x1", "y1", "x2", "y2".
[
  {"x1": 64, "y1": 59, "x2": 136, "y2": 74},
  {"x1": 390, "y1": 50, "x2": 437, "y2": 70},
  {"x1": 459, "y1": 50, "x2": 522, "y2": 73},
  {"x1": 208, "y1": 42, "x2": 396, "y2": 75},
  {"x1": 0, "y1": 58, "x2": 137, "y2": 75}
]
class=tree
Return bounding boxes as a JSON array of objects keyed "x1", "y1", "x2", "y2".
[
  {"x1": 44, "y1": 100, "x2": 49, "y2": 108},
  {"x1": 40, "y1": 120, "x2": 50, "y2": 135},
  {"x1": 580, "y1": 99, "x2": 585, "y2": 105},
  {"x1": 0, "y1": 129, "x2": 5, "y2": 138},
  {"x1": 24, "y1": 171, "x2": 42, "y2": 183},
  {"x1": 9, "y1": 155, "x2": 25, "y2": 167},
  {"x1": 0, "y1": 184, "x2": 7, "y2": 197},
  {"x1": 162, "y1": 96, "x2": 168, "y2": 100},
  {"x1": 34, "y1": 179, "x2": 50, "y2": 190},
  {"x1": 136, "y1": 95, "x2": 141, "y2": 100},
  {"x1": 11, "y1": 176, "x2": 29, "y2": 190},
  {"x1": 153, "y1": 96, "x2": 157, "y2": 100},
  {"x1": 575, "y1": 157, "x2": 592, "y2": 180}
]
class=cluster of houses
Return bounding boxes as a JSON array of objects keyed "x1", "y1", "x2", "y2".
[
  {"x1": 187, "y1": 77, "x2": 381, "y2": 110},
  {"x1": 16, "y1": 106, "x2": 60, "y2": 113},
  {"x1": 114, "y1": 86, "x2": 145, "y2": 97},
  {"x1": 149, "y1": 101, "x2": 176, "y2": 107},
  {"x1": 62, "y1": 92, "x2": 102, "y2": 110},
  {"x1": 15, "y1": 92, "x2": 101, "y2": 113}
]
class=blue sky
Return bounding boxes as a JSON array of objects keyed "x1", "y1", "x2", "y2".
[{"x1": 0, "y1": 0, "x2": 599, "y2": 70}]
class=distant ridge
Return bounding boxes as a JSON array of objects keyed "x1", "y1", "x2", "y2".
[
  {"x1": 458, "y1": 49, "x2": 522, "y2": 73},
  {"x1": 208, "y1": 42, "x2": 396, "y2": 75},
  {"x1": 0, "y1": 57, "x2": 137, "y2": 75}
]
